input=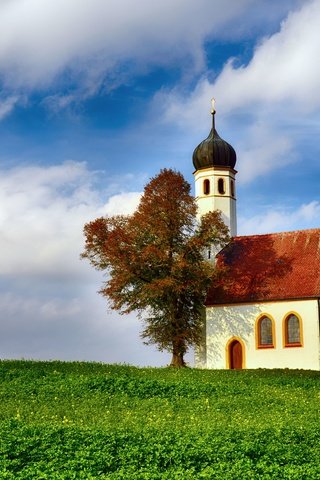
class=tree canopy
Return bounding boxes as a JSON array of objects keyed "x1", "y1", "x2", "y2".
[{"x1": 82, "y1": 168, "x2": 229, "y2": 366}]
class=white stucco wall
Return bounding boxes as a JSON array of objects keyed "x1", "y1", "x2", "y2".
[
  {"x1": 194, "y1": 167, "x2": 237, "y2": 237},
  {"x1": 197, "y1": 299, "x2": 320, "y2": 370}
]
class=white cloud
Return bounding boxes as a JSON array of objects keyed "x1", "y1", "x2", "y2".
[
  {"x1": 212, "y1": 0, "x2": 320, "y2": 112},
  {"x1": 0, "y1": 161, "x2": 95, "y2": 278},
  {"x1": 102, "y1": 192, "x2": 141, "y2": 216},
  {"x1": 239, "y1": 200, "x2": 320, "y2": 235},
  {"x1": 0, "y1": 0, "x2": 302, "y2": 100},
  {"x1": 0, "y1": 161, "x2": 140, "y2": 278},
  {"x1": 0, "y1": 161, "x2": 174, "y2": 365},
  {"x1": 237, "y1": 122, "x2": 295, "y2": 183},
  {"x1": 0, "y1": 0, "x2": 243, "y2": 89},
  {"x1": 0, "y1": 95, "x2": 20, "y2": 119},
  {"x1": 163, "y1": 0, "x2": 320, "y2": 116},
  {"x1": 297, "y1": 201, "x2": 320, "y2": 222},
  {"x1": 157, "y1": 0, "x2": 320, "y2": 184},
  {"x1": 158, "y1": 77, "x2": 214, "y2": 132}
]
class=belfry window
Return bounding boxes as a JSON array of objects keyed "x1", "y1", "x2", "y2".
[
  {"x1": 257, "y1": 316, "x2": 274, "y2": 348},
  {"x1": 218, "y1": 178, "x2": 225, "y2": 195},
  {"x1": 230, "y1": 180, "x2": 235, "y2": 197},
  {"x1": 203, "y1": 179, "x2": 210, "y2": 195},
  {"x1": 284, "y1": 314, "x2": 302, "y2": 347}
]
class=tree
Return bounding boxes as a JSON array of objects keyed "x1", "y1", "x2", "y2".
[{"x1": 82, "y1": 169, "x2": 229, "y2": 367}]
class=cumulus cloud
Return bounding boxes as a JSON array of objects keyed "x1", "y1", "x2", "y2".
[
  {"x1": 157, "y1": 0, "x2": 320, "y2": 184},
  {"x1": 0, "y1": 161, "x2": 173, "y2": 364},
  {"x1": 0, "y1": 0, "x2": 305, "y2": 109},
  {"x1": 239, "y1": 200, "x2": 320, "y2": 235},
  {"x1": 0, "y1": 161, "x2": 141, "y2": 279},
  {"x1": 161, "y1": 0, "x2": 320, "y2": 118},
  {"x1": 103, "y1": 192, "x2": 141, "y2": 216},
  {"x1": 213, "y1": 0, "x2": 320, "y2": 113},
  {"x1": 0, "y1": 161, "x2": 97, "y2": 278},
  {"x1": 0, "y1": 0, "x2": 252, "y2": 91}
]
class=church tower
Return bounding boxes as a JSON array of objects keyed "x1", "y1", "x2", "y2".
[{"x1": 192, "y1": 99, "x2": 237, "y2": 237}]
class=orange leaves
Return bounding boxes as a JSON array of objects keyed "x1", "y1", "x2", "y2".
[{"x1": 81, "y1": 169, "x2": 229, "y2": 361}]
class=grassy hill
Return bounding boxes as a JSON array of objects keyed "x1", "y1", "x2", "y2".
[{"x1": 0, "y1": 360, "x2": 319, "y2": 479}]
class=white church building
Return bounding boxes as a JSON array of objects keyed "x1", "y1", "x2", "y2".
[{"x1": 193, "y1": 101, "x2": 320, "y2": 370}]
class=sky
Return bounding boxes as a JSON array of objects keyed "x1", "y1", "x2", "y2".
[{"x1": 0, "y1": 0, "x2": 319, "y2": 366}]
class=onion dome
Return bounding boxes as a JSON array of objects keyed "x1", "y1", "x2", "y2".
[{"x1": 192, "y1": 99, "x2": 236, "y2": 171}]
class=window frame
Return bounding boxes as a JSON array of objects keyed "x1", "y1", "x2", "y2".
[
  {"x1": 203, "y1": 179, "x2": 210, "y2": 195},
  {"x1": 283, "y1": 312, "x2": 303, "y2": 348},
  {"x1": 230, "y1": 179, "x2": 235, "y2": 197},
  {"x1": 255, "y1": 314, "x2": 275, "y2": 349},
  {"x1": 217, "y1": 178, "x2": 225, "y2": 195}
]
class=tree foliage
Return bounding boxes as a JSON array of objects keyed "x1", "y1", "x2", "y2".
[{"x1": 82, "y1": 169, "x2": 229, "y2": 366}]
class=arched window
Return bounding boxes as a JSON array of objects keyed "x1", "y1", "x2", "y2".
[
  {"x1": 218, "y1": 178, "x2": 225, "y2": 195},
  {"x1": 203, "y1": 179, "x2": 210, "y2": 195},
  {"x1": 230, "y1": 180, "x2": 235, "y2": 197},
  {"x1": 256, "y1": 316, "x2": 274, "y2": 348},
  {"x1": 284, "y1": 313, "x2": 302, "y2": 347}
]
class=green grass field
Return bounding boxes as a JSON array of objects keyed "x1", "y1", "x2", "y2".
[{"x1": 0, "y1": 360, "x2": 319, "y2": 479}]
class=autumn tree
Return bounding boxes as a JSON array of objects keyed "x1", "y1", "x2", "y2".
[{"x1": 82, "y1": 169, "x2": 229, "y2": 367}]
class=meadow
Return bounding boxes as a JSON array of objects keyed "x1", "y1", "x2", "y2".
[{"x1": 0, "y1": 360, "x2": 319, "y2": 479}]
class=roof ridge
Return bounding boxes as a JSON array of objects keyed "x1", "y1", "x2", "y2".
[{"x1": 234, "y1": 227, "x2": 320, "y2": 240}]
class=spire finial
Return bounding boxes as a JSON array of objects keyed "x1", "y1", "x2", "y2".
[
  {"x1": 211, "y1": 97, "x2": 216, "y2": 114},
  {"x1": 211, "y1": 97, "x2": 216, "y2": 130}
]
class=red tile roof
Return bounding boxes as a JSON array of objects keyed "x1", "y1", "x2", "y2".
[{"x1": 206, "y1": 229, "x2": 320, "y2": 305}]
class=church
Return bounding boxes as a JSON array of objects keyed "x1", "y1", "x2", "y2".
[{"x1": 193, "y1": 100, "x2": 320, "y2": 370}]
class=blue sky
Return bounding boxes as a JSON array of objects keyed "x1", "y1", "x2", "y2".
[{"x1": 0, "y1": 0, "x2": 319, "y2": 366}]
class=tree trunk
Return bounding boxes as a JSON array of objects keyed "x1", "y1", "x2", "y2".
[
  {"x1": 170, "y1": 338, "x2": 187, "y2": 367},
  {"x1": 170, "y1": 352, "x2": 186, "y2": 367}
]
